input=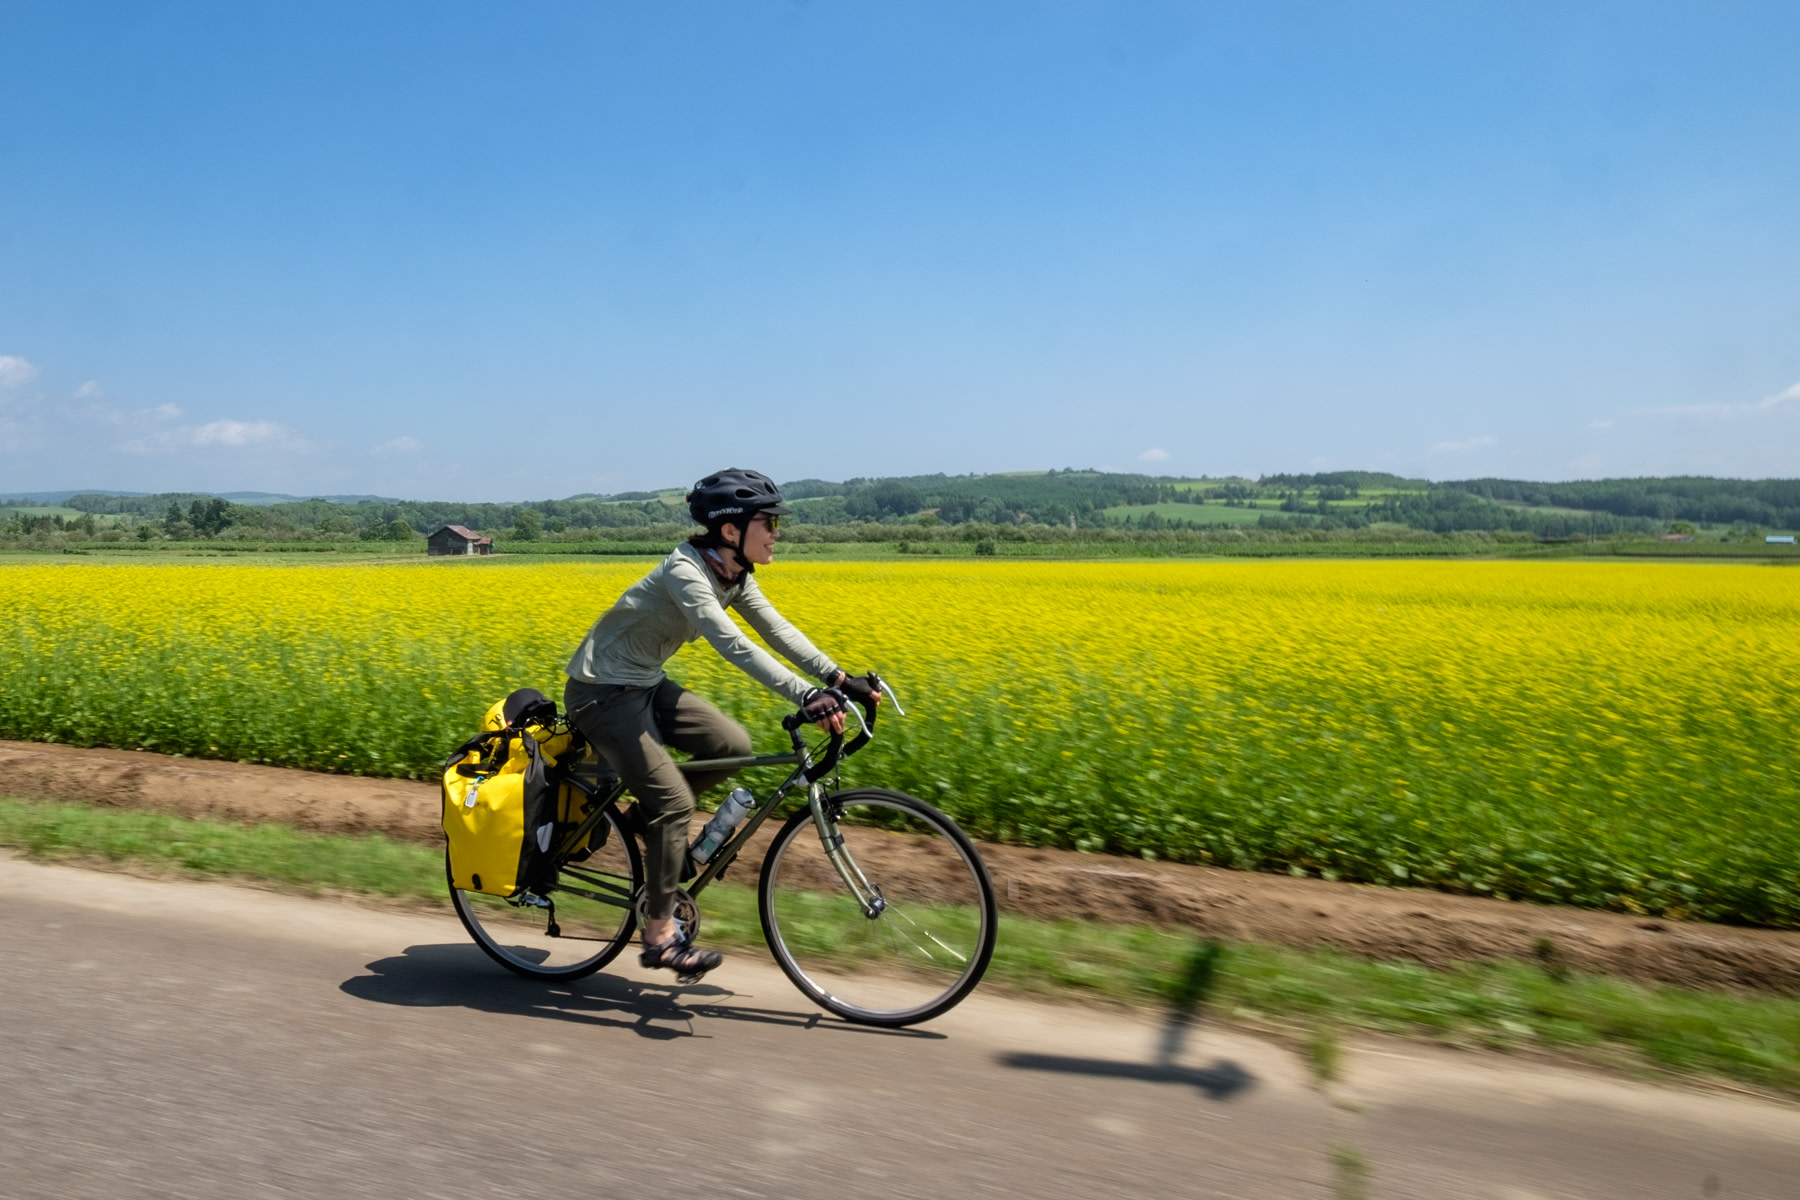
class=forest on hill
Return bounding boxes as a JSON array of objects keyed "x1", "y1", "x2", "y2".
[
  {"x1": 1, "y1": 470, "x2": 1793, "y2": 547},
  {"x1": 1439, "y1": 476, "x2": 1800, "y2": 527}
]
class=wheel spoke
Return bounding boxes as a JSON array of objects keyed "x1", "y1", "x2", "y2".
[
  {"x1": 760, "y1": 789, "x2": 996, "y2": 1026},
  {"x1": 873, "y1": 902, "x2": 970, "y2": 966},
  {"x1": 451, "y1": 806, "x2": 642, "y2": 980}
]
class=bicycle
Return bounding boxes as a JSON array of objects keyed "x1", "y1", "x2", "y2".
[{"x1": 447, "y1": 676, "x2": 998, "y2": 1027}]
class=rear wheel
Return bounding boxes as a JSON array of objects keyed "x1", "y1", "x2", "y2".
[
  {"x1": 450, "y1": 806, "x2": 643, "y2": 981},
  {"x1": 759, "y1": 788, "x2": 996, "y2": 1026}
]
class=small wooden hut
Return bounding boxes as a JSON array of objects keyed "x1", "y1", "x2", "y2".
[{"x1": 427, "y1": 524, "x2": 493, "y2": 556}]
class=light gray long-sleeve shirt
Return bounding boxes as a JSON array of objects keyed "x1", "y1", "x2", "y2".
[{"x1": 564, "y1": 542, "x2": 839, "y2": 706}]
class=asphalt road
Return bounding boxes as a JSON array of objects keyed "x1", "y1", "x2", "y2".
[{"x1": 3, "y1": 853, "x2": 1797, "y2": 1200}]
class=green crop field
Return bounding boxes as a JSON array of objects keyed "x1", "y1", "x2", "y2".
[{"x1": 1098, "y1": 501, "x2": 1271, "y2": 525}]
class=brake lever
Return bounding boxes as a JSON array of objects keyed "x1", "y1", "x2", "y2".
[
  {"x1": 845, "y1": 695, "x2": 870, "y2": 740},
  {"x1": 874, "y1": 676, "x2": 906, "y2": 717}
]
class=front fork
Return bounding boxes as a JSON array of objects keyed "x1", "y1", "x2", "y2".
[{"x1": 808, "y1": 783, "x2": 886, "y2": 918}]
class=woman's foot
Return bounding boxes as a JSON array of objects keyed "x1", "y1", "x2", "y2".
[{"x1": 640, "y1": 934, "x2": 722, "y2": 981}]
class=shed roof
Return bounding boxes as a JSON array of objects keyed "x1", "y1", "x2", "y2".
[{"x1": 437, "y1": 524, "x2": 491, "y2": 543}]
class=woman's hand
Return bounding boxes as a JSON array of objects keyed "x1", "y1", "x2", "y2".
[
  {"x1": 802, "y1": 686, "x2": 848, "y2": 734},
  {"x1": 833, "y1": 671, "x2": 882, "y2": 709},
  {"x1": 806, "y1": 672, "x2": 881, "y2": 734}
]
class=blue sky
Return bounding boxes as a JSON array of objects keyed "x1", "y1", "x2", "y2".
[{"x1": 2, "y1": 2, "x2": 1796, "y2": 500}]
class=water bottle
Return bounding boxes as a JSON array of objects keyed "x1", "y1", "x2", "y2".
[{"x1": 689, "y1": 787, "x2": 756, "y2": 864}]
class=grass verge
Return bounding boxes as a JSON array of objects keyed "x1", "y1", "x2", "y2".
[{"x1": 5, "y1": 795, "x2": 1797, "y2": 1095}]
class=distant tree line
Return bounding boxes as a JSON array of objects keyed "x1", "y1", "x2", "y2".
[
  {"x1": 11, "y1": 471, "x2": 1790, "y2": 547},
  {"x1": 5, "y1": 511, "x2": 98, "y2": 536},
  {"x1": 1356, "y1": 491, "x2": 1657, "y2": 537},
  {"x1": 59, "y1": 492, "x2": 687, "y2": 540},
  {"x1": 1440, "y1": 477, "x2": 1800, "y2": 529},
  {"x1": 1256, "y1": 470, "x2": 1427, "y2": 492},
  {"x1": 779, "y1": 470, "x2": 1201, "y2": 526}
]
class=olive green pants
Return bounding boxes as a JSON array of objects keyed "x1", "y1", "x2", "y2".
[{"x1": 563, "y1": 676, "x2": 751, "y2": 920}]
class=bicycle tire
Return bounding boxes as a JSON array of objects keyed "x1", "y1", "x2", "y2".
[
  {"x1": 758, "y1": 788, "x2": 997, "y2": 1026},
  {"x1": 449, "y1": 805, "x2": 643, "y2": 981}
]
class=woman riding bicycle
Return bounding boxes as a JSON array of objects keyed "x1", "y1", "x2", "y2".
[{"x1": 563, "y1": 468, "x2": 879, "y2": 978}]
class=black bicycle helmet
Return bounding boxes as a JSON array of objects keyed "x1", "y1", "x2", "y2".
[{"x1": 686, "y1": 468, "x2": 791, "y2": 526}]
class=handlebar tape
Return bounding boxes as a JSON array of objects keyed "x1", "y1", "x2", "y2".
[
  {"x1": 804, "y1": 729, "x2": 847, "y2": 782},
  {"x1": 781, "y1": 678, "x2": 880, "y2": 774}
]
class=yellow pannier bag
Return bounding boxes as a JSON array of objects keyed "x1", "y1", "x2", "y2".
[
  {"x1": 556, "y1": 778, "x2": 595, "y2": 857},
  {"x1": 477, "y1": 689, "x2": 600, "y2": 858},
  {"x1": 483, "y1": 694, "x2": 576, "y2": 769},
  {"x1": 443, "y1": 689, "x2": 564, "y2": 897},
  {"x1": 443, "y1": 764, "x2": 534, "y2": 896}
]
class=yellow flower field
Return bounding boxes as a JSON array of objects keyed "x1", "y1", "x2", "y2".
[{"x1": 3, "y1": 557, "x2": 1796, "y2": 924}]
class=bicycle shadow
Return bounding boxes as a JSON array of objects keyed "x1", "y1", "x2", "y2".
[
  {"x1": 996, "y1": 940, "x2": 1255, "y2": 1100},
  {"x1": 338, "y1": 943, "x2": 944, "y2": 1042}
]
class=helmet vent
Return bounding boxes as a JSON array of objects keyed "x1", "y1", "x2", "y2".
[{"x1": 686, "y1": 467, "x2": 788, "y2": 527}]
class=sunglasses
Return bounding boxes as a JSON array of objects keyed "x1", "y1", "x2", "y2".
[{"x1": 757, "y1": 514, "x2": 781, "y2": 533}]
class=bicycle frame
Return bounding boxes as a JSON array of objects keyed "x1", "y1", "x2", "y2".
[{"x1": 541, "y1": 687, "x2": 887, "y2": 919}]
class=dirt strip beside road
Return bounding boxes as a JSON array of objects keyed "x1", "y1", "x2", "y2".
[
  {"x1": 0, "y1": 739, "x2": 441, "y2": 840},
  {"x1": 5, "y1": 738, "x2": 1799, "y2": 995}
]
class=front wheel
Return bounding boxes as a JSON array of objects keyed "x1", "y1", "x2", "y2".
[
  {"x1": 759, "y1": 788, "x2": 997, "y2": 1026},
  {"x1": 450, "y1": 805, "x2": 643, "y2": 981}
]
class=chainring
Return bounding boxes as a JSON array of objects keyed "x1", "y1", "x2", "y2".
[
  {"x1": 633, "y1": 887, "x2": 702, "y2": 946},
  {"x1": 633, "y1": 887, "x2": 708, "y2": 983}
]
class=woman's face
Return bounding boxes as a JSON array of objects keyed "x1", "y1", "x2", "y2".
[{"x1": 731, "y1": 512, "x2": 780, "y2": 565}]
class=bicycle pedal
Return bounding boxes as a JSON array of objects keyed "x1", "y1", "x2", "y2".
[{"x1": 674, "y1": 970, "x2": 707, "y2": 986}]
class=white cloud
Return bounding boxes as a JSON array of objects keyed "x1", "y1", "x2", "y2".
[
  {"x1": 1646, "y1": 380, "x2": 1800, "y2": 421},
  {"x1": 373, "y1": 436, "x2": 421, "y2": 455},
  {"x1": 120, "y1": 417, "x2": 309, "y2": 455},
  {"x1": 0, "y1": 356, "x2": 40, "y2": 389},
  {"x1": 75, "y1": 380, "x2": 104, "y2": 399},
  {"x1": 1583, "y1": 419, "x2": 1613, "y2": 431},
  {"x1": 1428, "y1": 435, "x2": 1497, "y2": 454},
  {"x1": 192, "y1": 419, "x2": 287, "y2": 447},
  {"x1": 1138, "y1": 447, "x2": 1170, "y2": 462}
]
